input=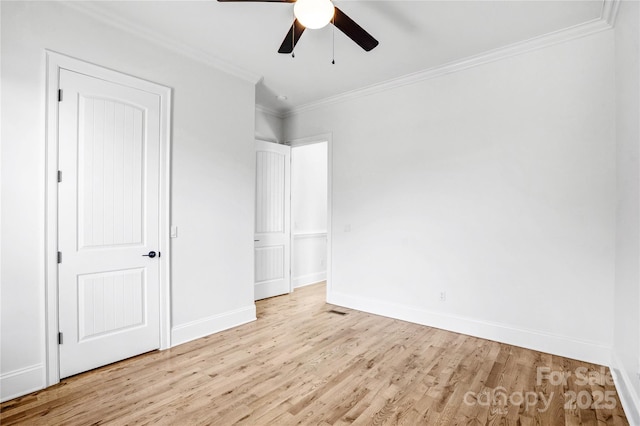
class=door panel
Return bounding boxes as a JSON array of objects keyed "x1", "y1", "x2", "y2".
[
  {"x1": 78, "y1": 98, "x2": 145, "y2": 248},
  {"x1": 58, "y1": 69, "x2": 161, "y2": 378},
  {"x1": 255, "y1": 246, "x2": 285, "y2": 283},
  {"x1": 254, "y1": 141, "x2": 291, "y2": 300},
  {"x1": 77, "y1": 268, "x2": 145, "y2": 341}
]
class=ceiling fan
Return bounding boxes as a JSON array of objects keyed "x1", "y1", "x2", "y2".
[{"x1": 217, "y1": 0, "x2": 379, "y2": 54}]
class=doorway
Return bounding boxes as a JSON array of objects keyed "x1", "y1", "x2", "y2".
[
  {"x1": 253, "y1": 134, "x2": 331, "y2": 301},
  {"x1": 288, "y1": 134, "x2": 331, "y2": 294}
]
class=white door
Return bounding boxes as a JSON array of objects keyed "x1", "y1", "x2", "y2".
[
  {"x1": 57, "y1": 69, "x2": 161, "y2": 378},
  {"x1": 254, "y1": 141, "x2": 291, "y2": 300}
]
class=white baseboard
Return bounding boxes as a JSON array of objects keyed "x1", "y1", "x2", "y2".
[
  {"x1": 292, "y1": 272, "x2": 327, "y2": 289},
  {"x1": 611, "y1": 353, "x2": 640, "y2": 425},
  {"x1": 1, "y1": 306, "x2": 257, "y2": 402},
  {"x1": 0, "y1": 364, "x2": 45, "y2": 403},
  {"x1": 171, "y1": 305, "x2": 257, "y2": 347},
  {"x1": 328, "y1": 291, "x2": 611, "y2": 366}
]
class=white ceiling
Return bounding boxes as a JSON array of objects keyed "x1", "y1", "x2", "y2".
[{"x1": 69, "y1": 0, "x2": 605, "y2": 115}]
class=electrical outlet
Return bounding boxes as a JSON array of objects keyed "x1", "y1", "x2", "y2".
[{"x1": 440, "y1": 291, "x2": 446, "y2": 302}]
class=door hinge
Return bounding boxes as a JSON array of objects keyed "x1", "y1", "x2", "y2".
[
  {"x1": 57, "y1": 170, "x2": 62, "y2": 183},
  {"x1": 58, "y1": 332, "x2": 63, "y2": 345},
  {"x1": 58, "y1": 89, "x2": 63, "y2": 102},
  {"x1": 57, "y1": 251, "x2": 62, "y2": 264}
]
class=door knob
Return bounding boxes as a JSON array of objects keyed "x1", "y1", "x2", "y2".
[{"x1": 142, "y1": 251, "x2": 157, "y2": 258}]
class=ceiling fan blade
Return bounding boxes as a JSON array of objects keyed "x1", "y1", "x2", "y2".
[
  {"x1": 218, "y1": 0, "x2": 295, "y2": 2},
  {"x1": 278, "y1": 20, "x2": 306, "y2": 54},
  {"x1": 333, "y1": 7, "x2": 378, "y2": 52}
]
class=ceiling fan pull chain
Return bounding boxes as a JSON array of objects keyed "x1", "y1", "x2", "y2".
[
  {"x1": 292, "y1": 14, "x2": 295, "y2": 58},
  {"x1": 331, "y1": 15, "x2": 335, "y2": 64}
]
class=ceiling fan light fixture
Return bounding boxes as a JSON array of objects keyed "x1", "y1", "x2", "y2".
[{"x1": 294, "y1": 0, "x2": 335, "y2": 29}]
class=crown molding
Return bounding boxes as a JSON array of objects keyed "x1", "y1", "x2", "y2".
[
  {"x1": 58, "y1": 0, "x2": 620, "y2": 118},
  {"x1": 285, "y1": 1, "x2": 618, "y2": 119},
  {"x1": 61, "y1": 1, "x2": 262, "y2": 85},
  {"x1": 255, "y1": 104, "x2": 286, "y2": 119}
]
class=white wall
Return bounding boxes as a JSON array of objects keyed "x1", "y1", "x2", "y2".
[
  {"x1": 613, "y1": 1, "x2": 640, "y2": 423},
  {"x1": 255, "y1": 107, "x2": 284, "y2": 143},
  {"x1": 1, "y1": 1, "x2": 256, "y2": 401},
  {"x1": 291, "y1": 142, "x2": 328, "y2": 287},
  {"x1": 285, "y1": 30, "x2": 616, "y2": 365}
]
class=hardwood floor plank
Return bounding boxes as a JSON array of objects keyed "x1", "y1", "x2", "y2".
[{"x1": 0, "y1": 282, "x2": 630, "y2": 425}]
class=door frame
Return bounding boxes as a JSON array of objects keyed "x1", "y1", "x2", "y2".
[
  {"x1": 44, "y1": 51, "x2": 172, "y2": 386},
  {"x1": 285, "y1": 133, "x2": 333, "y2": 298}
]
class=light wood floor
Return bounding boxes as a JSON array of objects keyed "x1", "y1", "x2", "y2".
[{"x1": 1, "y1": 282, "x2": 629, "y2": 425}]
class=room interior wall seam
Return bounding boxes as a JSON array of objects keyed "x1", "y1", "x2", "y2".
[
  {"x1": 284, "y1": 13, "x2": 616, "y2": 119},
  {"x1": 61, "y1": 1, "x2": 262, "y2": 86},
  {"x1": 611, "y1": 353, "x2": 640, "y2": 425},
  {"x1": 611, "y1": 0, "x2": 640, "y2": 421}
]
